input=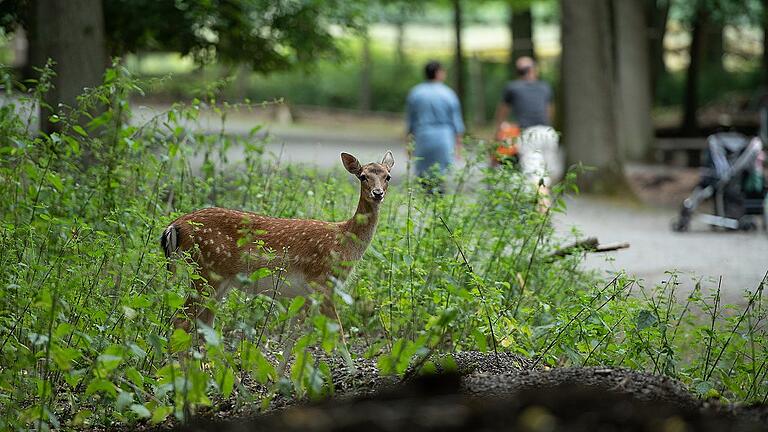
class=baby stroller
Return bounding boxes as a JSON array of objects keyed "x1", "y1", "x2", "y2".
[{"x1": 672, "y1": 132, "x2": 766, "y2": 232}]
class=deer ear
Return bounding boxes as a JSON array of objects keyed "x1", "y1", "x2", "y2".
[
  {"x1": 381, "y1": 150, "x2": 394, "y2": 171},
  {"x1": 341, "y1": 152, "x2": 362, "y2": 175}
]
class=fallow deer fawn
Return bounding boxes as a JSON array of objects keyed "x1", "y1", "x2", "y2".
[{"x1": 161, "y1": 151, "x2": 394, "y2": 331}]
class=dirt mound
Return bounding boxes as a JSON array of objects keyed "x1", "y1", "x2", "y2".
[
  {"x1": 180, "y1": 372, "x2": 763, "y2": 432},
  {"x1": 462, "y1": 366, "x2": 699, "y2": 409},
  {"x1": 175, "y1": 352, "x2": 765, "y2": 432}
]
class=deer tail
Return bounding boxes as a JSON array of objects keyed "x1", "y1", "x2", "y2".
[{"x1": 161, "y1": 224, "x2": 180, "y2": 271}]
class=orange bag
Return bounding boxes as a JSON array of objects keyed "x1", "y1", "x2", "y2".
[{"x1": 493, "y1": 122, "x2": 521, "y2": 164}]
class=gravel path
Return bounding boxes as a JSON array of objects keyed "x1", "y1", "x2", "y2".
[{"x1": 554, "y1": 196, "x2": 768, "y2": 303}]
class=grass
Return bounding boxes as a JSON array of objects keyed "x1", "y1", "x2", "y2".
[{"x1": 0, "y1": 64, "x2": 766, "y2": 430}]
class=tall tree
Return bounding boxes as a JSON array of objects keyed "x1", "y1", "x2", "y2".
[
  {"x1": 1, "y1": 0, "x2": 367, "y2": 132},
  {"x1": 562, "y1": 0, "x2": 651, "y2": 192},
  {"x1": 359, "y1": 28, "x2": 372, "y2": 111},
  {"x1": 646, "y1": 0, "x2": 671, "y2": 94},
  {"x1": 682, "y1": 6, "x2": 706, "y2": 133},
  {"x1": 452, "y1": 0, "x2": 466, "y2": 115},
  {"x1": 509, "y1": 3, "x2": 535, "y2": 67},
  {"x1": 763, "y1": 0, "x2": 768, "y2": 88},
  {"x1": 616, "y1": 0, "x2": 654, "y2": 160},
  {"x1": 30, "y1": 0, "x2": 106, "y2": 133}
]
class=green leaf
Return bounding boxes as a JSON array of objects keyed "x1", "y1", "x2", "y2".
[
  {"x1": 635, "y1": 310, "x2": 658, "y2": 330},
  {"x1": 130, "y1": 404, "x2": 151, "y2": 418},
  {"x1": 96, "y1": 354, "x2": 123, "y2": 372},
  {"x1": 217, "y1": 367, "x2": 235, "y2": 398},
  {"x1": 47, "y1": 173, "x2": 64, "y2": 192},
  {"x1": 72, "y1": 125, "x2": 88, "y2": 137},
  {"x1": 242, "y1": 344, "x2": 276, "y2": 384},
  {"x1": 196, "y1": 322, "x2": 220, "y2": 347},
  {"x1": 288, "y1": 296, "x2": 306, "y2": 316},
  {"x1": 125, "y1": 367, "x2": 144, "y2": 388},
  {"x1": 116, "y1": 390, "x2": 134, "y2": 411},
  {"x1": 71, "y1": 409, "x2": 92, "y2": 426},
  {"x1": 170, "y1": 328, "x2": 192, "y2": 352},
  {"x1": 165, "y1": 291, "x2": 185, "y2": 310},
  {"x1": 51, "y1": 345, "x2": 81, "y2": 371},
  {"x1": 150, "y1": 406, "x2": 173, "y2": 424},
  {"x1": 85, "y1": 378, "x2": 117, "y2": 397},
  {"x1": 122, "y1": 305, "x2": 137, "y2": 320},
  {"x1": 249, "y1": 267, "x2": 272, "y2": 282},
  {"x1": 127, "y1": 342, "x2": 147, "y2": 359}
]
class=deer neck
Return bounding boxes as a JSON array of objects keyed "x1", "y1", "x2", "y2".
[{"x1": 340, "y1": 192, "x2": 380, "y2": 255}]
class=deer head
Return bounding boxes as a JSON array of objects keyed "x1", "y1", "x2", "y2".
[{"x1": 341, "y1": 151, "x2": 394, "y2": 205}]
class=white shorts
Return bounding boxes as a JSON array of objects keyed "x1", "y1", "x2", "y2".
[{"x1": 518, "y1": 126, "x2": 561, "y2": 187}]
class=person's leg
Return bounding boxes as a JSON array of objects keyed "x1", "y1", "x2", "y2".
[{"x1": 414, "y1": 129, "x2": 445, "y2": 194}]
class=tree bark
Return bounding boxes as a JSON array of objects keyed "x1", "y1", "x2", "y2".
[
  {"x1": 509, "y1": 5, "x2": 535, "y2": 77},
  {"x1": 763, "y1": 0, "x2": 768, "y2": 89},
  {"x1": 561, "y1": 0, "x2": 628, "y2": 194},
  {"x1": 700, "y1": 16, "x2": 725, "y2": 75},
  {"x1": 31, "y1": 0, "x2": 107, "y2": 134},
  {"x1": 645, "y1": 0, "x2": 670, "y2": 94},
  {"x1": 359, "y1": 29, "x2": 372, "y2": 112},
  {"x1": 470, "y1": 56, "x2": 485, "y2": 125},
  {"x1": 615, "y1": 0, "x2": 653, "y2": 161},
  {"x1": 394, "y1": 6, "x2": 407, "y2": 69},
  {"x1": 682, "y1": 8, "x2": 704, "y2": 134},
  {"x1": 452, "y1": 0, "x2": 465, "y2": 116}
]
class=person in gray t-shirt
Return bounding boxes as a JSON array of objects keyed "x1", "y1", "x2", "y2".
[
  {"x1": 494, "y1": 56, "x2": 553, "y2": 129},
  {"x1": 494, "y1": 57, "x2": 560, "y2": 211}
]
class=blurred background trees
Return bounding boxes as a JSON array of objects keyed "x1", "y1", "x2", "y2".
[{"x1": 0, "y1": 0, "x2": 766, "y2": 192}]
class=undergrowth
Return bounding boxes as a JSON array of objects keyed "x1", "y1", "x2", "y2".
[{"x1": 0, "y1": 64, "x2": 766, "y2": 430}]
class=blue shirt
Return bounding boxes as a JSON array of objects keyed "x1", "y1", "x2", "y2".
[{"x1": 406, "y1": 82, "x2": 465, "y2": 136}]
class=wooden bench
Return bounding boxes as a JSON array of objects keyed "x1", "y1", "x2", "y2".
[{"x1": 654, "y1": 138, "x2": 707, "y2": 167}]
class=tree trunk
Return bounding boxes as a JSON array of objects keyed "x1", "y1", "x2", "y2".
[
  {"x1": 470, "y1": 56, "x2": 485, "y2": 126},
  {"x1": 561, "y1": 0, "x2": 628, "y2": 194},
  {"x1": 452, "y1": 0, "x2": 465, "y2": 116},
  {"x1": 615, "y1": 0, "x2": 653, "y2": 161},
  {"x1": 359, "y1": 29, "x2": 372, "y2": 112},
  {"x1": 394, "y1": 8, "x2": 407, "y2": 68},
  {"x1": 763, "y1": 0, "x2": 768, "y2": 89},
  {"x1": 646, "y1": 0, "x2": 670, "y2": 94},
  {"x1": 509, "y1": 5, "x2": 535, "y2": 77},
  {"x1": 31, "y1": 0, "x2": 106, "y2": 134},
  {"x1": 682, "y1": 8, "x2": 704, "y2": 134},
  {"x1": 700, "y1": 16, "x2": 725, "y2": 75}
]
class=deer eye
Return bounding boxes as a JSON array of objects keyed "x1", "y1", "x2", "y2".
[
  {"x1": 359, "y1": 174, "x2": 367, "y2": 181},
  {"x1": 386, "y1": 175, "x2": 391, "y2": 181}
]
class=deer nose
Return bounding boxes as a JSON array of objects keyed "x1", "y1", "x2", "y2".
[{"x1": 372, "y1": 189, "x2": 384, "y2": 200}]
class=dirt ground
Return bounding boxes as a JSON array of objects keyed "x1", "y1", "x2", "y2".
[{"x1": 174, "y1": 352, "x2": 767, "y2": 432}]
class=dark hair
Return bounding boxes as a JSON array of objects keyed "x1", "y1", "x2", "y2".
[
  {"x1": 425, "y1": 61, "x2": 442, "y2": 80},
  {"x1": 516, "y1": 65, "x2": 531, "y2": 77}
]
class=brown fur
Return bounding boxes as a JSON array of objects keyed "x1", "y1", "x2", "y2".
[{"x1": 163, "y1": 151, "x2": 394, "y2": 329}]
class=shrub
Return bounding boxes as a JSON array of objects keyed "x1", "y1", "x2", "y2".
[{"x1": 0, "y1": 64, "x2": 765, "y2": 430}]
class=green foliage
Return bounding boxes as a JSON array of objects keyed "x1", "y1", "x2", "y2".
[
  {"x1": 132, "y1": 45, "x2": 560, "y2": 120},
  {"x1": 0, "y1": 65, "x2": 766, "y2": 430},
  {"x1": 0, "y1": 0, "x2": 367, "y2": 72}
]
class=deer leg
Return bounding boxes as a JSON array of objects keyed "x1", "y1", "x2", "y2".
[
  {"x1": 173, "y1": 276, "x2": 220, "y2": 331},
  {"x1": 319, "y1": 288, "x2": 348, "y2": 348},
  {"x1": 196, "y1": 278, "x2": 231, "y2": 329}
]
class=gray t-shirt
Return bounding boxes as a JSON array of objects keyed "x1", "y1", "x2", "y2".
[{"x1": 502, "y1": 80, "x2": 552, "y2": 128}]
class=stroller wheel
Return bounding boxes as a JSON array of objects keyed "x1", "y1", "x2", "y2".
[
  {"x1": 739, "y1": 219, "x2": 758, "y2": 231},
  {"x1": 672, "y1": 218, "x2": 689, "y2": 232}
]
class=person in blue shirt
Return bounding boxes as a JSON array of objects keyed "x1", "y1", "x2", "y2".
[{"x1": 406, "y1": 61, "x2": 465, "y2": 191}]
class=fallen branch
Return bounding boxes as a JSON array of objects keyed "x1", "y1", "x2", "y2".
[{"x1": 547, "y1": 237, "x2": 629, "y2": 261}]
